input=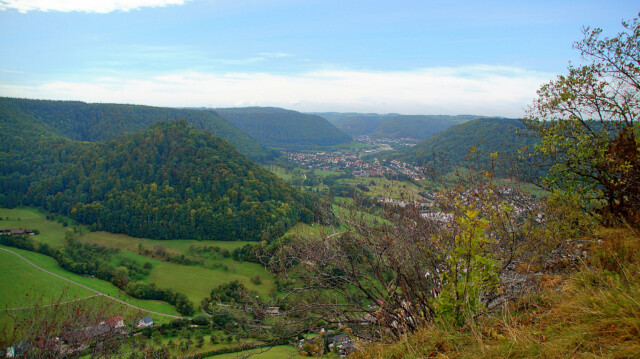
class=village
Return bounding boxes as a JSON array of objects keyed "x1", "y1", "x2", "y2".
[
  {"x1": 352, "y1": 135, "x2": 419, "y2": 150},
  {"x1": 282, "y1": 150, "x2": 426, "y2": 181}
]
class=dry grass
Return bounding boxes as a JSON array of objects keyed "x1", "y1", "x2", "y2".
[{"x1": 351, "y1": 227, "x2": 640, "y2": 358}]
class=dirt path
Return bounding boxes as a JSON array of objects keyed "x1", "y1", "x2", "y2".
[
  {"x1": 0, "y1": 294, "x2": 102, "y2": 311},
  {"x1": 0, "y1": 247, "x2": 186, "y2": 319}
]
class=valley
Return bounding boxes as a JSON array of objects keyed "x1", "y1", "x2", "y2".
[
  {"x1": 0, "y1": 101, "x2": 564, "y2": 358},
  {"x1": 1, "y1": 12, "x2": 638, "y2": 358}
]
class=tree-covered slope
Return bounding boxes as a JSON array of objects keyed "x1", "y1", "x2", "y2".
[
  {"x1": 398, "y1": 118, "x2": 539, "y2": 173},
  {"x1": 314, "y1": 112, "x2": 388, "y2": 136},
  {"x1": 0, "y1": 106, "x2": 311, "y2": 240},
  {"x1": 215, "y1": 107, "x2": 352, "y2": 150},
  {"x1": 0, "y1": 97, "x2": 273, "y2": 162},
  {"x1": 314, "y1": 112, "x2": 476, "y2": 139}
]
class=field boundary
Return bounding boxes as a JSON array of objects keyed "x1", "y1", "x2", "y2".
[
  {"x1": 0, "y1": 294, "x2": 101, "y2": 311},
  {"x1": 0, "y1": 247, "x2": 186, "y2": 319}
]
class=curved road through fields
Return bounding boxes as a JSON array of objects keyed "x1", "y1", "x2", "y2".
[{"x1": 0, "y1": 247, "x2": 186, "y2": 320}]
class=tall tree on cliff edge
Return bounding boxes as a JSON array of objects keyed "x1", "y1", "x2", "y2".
[{"x1": 524, "y1": 13, "x2": 640, "y2": 227}]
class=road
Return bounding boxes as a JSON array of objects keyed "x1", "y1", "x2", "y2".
[{"x1": 0, "y1": 247, "x2": 186, "y2": 319}]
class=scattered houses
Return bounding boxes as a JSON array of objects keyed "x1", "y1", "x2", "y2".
[
  {"x1": 137, "y1": 316, "x2": 154, "y2": 328},
  {"x1": 265, "y1": 306, "x2": 280, "y2": 316},
  {"x1": 0, "y1": 229, "x2": 35, "y2": 235},
  {"x1": 328, "y1": 334, "x2": 357, "y2": 357}
]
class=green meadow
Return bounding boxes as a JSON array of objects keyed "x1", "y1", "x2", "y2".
[
  {"x1": 340, "y1": 176, "x2": 423, "y2": 201},
  {"x1": 0, "y1": 244, "x2": 179, "y2": 316},
  {"x1": 0, "y1": 249, "x2": 93, "y2": 308},
  {"x1": 210, "y1": 345, "x2": 304, "y2": 358},
  {"x1": 149, "y1": 259, "x2": 274, "y2": 304},
  {"x1": 0, "y1": 207, "x2": 278, "y2": 317},
  {"x1": 80, "y1": 231, "x2": 253, "y2": 253},
  {"x1": 263, "y1": 164, "x2": 295, "y2": 181},
  {"x1": 0, "y1": 207, "x2": 71, "y2": 247}
]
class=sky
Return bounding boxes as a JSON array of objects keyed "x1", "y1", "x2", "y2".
[{"x1": 0, "y1": 0, "x2": 637, "y2": 117}]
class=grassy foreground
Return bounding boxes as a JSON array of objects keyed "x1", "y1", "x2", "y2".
[{"x1": 351, "y1": 228, "x2": 640, "y2": 359}]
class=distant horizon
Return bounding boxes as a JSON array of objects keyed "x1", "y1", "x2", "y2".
[
  {"x1": 1, "y1": 95, "x2": 513, "y2": 118},
  {"x1": 1, "y1": 0, "x2": 637, "y2": 117}
]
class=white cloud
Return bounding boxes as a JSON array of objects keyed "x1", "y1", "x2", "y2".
[
  {"x1": 258, "y1": 52, "x2": 295, "y2": 58},
  {"x1": 0, "y1": 0, "x2": 189, "y2": 13},
  {"x1": 0, "y1": 65, "x2": 554, "y2": 117}
]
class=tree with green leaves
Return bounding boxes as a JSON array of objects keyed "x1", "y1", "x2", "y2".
[{"x1": 524, "y1": 14, "x2": 640, "y2": 226}]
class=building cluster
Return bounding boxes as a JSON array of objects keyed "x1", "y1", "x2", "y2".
[
  {"x1": 378, "y1": 185, "x2": 536, "y2": 225},
  {"x1": 5, "y1": 316, "x2": 153, "y2": 358},
  {"x1": 283, "y1": 152, "x2": 426, "y2": 180},
  {"x1": 284, "y1": 151, "x2": 364, "y2": 171},
  {"x1": 353, "y1": 135, "x2": 418, "y2": 150},
  {"x1": 297, "y1": 332, "x2": 358, "y2": 357}
]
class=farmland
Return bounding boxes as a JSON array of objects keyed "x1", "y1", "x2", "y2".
[{"x1": 0, "y1": 208, "x2": 278, "y2": 316}]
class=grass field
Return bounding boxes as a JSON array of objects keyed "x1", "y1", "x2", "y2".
[
  {"x1": 149, "y1": 259, "x2": 274, "y2": 304},
  {"x1": 313, "y1": 170, "x2": 343, "y2": 178},
  {"x1": 0, "y1": 207, "x2": 71, "y2": 247},
  {"x1": 81, "y1": 231, "x2": 254, "y2": 253},
  {"x1": 263, "y1": 165, "x2": 294, "y2": 181},
  {"x1": 340, "y1": 177, "x2": 423, "y2": 201},
  {"x1": 210, "y1": 345, "x2": 304, "y2": 358},
  {"x1": 287, "y1": 222, "x2": 340, "y2": 238},
  {"x1": 78, "y1": 232, "x2": 276, "y2": 304},
  {"x1": 0, "y1": 207, "x2": 278, "y2": 316},
  {"x1": 328, "y1": 141, "x2": 372, "y2": 151},
  {"x1": 0, "y1": 249, "x2": 93, "y2": 308},
  {"x1": 0, "y1": 244, "x2": 180, "y2": 316}
]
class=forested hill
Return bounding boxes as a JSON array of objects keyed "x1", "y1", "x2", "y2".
[
  {"x1": 397, "y1": 118, "x2": 540, "y2": 174},
  {"x1": 215, "y1": 107, "x2": 352, "y2": 150},
  {"x1": 0, "y1": 97, "x2": 273, "y2": 162},
  {"x1": 314, "y1": 112, "x2": 477, "y2": 139},
  {"x1": 0, "y1": 111, "x2": 312, "y2": 240}
]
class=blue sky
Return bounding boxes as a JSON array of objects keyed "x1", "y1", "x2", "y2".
[{"x1": 0, "y1": 0, "x2": 637, "y2": 116}]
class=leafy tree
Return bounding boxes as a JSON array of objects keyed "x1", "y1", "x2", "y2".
[
  {"x1": 524, "y1": 14, "x2": 640, "y2": 226},
  {"x1": 434, "y1": 202, "x2": 500, "y2": 326},
  {"x1": 113, "y1": 266, "x2": 130, "y2": 288}
]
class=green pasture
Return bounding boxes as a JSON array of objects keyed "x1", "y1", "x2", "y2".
[
  {"x1": 0, "y1": 244, "x2": 179, "y2": 316},
  {"x1": 0, "y1": 207, "x2": 70, "y2": 247},
  {"x1": 287, "y1": 222, "x2": 340, "y2": 238},
  {"x1": 331, "y1": 203, "x2": 389, "y2": 228},
  {"x1": 0, "y1": 249, "x2": 93, "y2": 308},
  {"x1": 80, "y1": 231, "x2": 253, "y2": 261},
  {"x1": 313, "y1": 170, "x2": 343, "y2": 178},
  {"x1": 157, "y1": 335, "x2": 265, "y2": 357},
  {"x1": 0, "y1": 208, "x2": 275, "y2": 315},
  {"x1": 149, "y1": 259, "x2": 274, "y2": 305},
  {"x1": 210, "y1": 345, "x2": 304, "y2": 359},
  {"x1": 79, "y1": 231, "x2": 277, "y2": 304},
  {"x1": 81, "y1": 231, "x2": 254, "y2": 253},
  {"x1": 263, "y1": 165, "x2": 294, "y2": 181},
  {"x1": 327, "y1": 141, "x2": 372, "y2": 151},
  {"x1": 335, "y1": 177, "x2": 419, "y2": 201}
]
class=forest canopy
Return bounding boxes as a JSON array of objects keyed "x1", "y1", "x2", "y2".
[
  {"x1": 0, "y1": 97, "x2": 274, "y2": 162},
  {"x1": 215, "y1": 107, "x2": 352, "y2": 150},
  {"x1": 0, "y1": 111, "x2": 312, "y2": 240}
]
